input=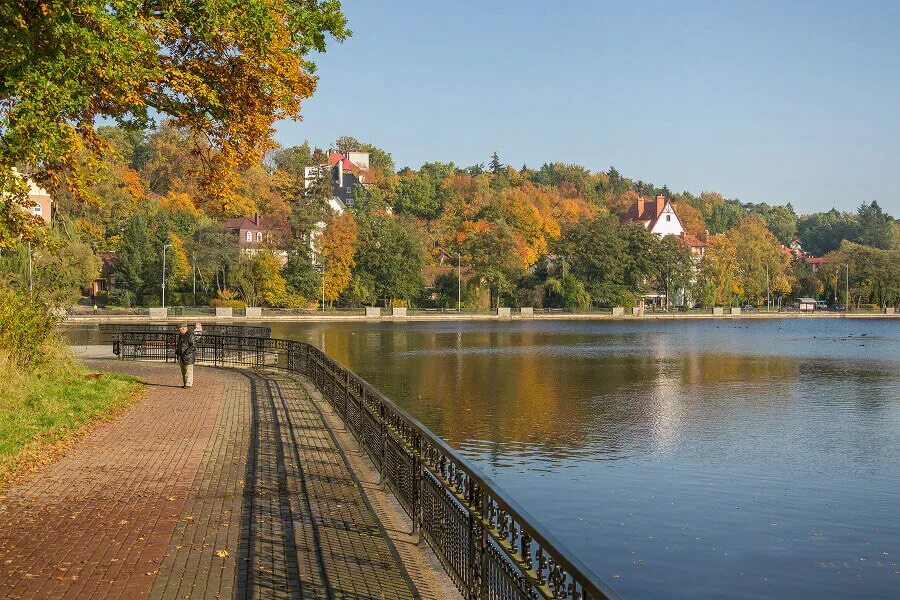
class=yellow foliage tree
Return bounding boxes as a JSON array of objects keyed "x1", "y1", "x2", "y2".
[
  {"x1": 321, "y1": 212, "x2": 358, "y2": 303},
  {"x1": 673, "y1": 200, "x2": 706, "y2": 236},
  {"x1": 727, "y1": 215, "x2": 794, "y2": 303},
  {"x1": 695, "y1": 235, "x2": 743, "y2": 306},
  {"x1": 167, "y1": 232, "x2": 191, "y2": 290}
]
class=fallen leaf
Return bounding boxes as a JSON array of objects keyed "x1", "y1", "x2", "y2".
[{"x1": 214, "y1": 550, "x2": 228, "y2": 558}]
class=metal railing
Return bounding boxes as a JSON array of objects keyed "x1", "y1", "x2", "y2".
[
  {"x1": 113, "y1": 331, "x2": 621, "y2": 600},
  {"x1": 97, "y1": 323, "x2": 270, "y2": 344}
]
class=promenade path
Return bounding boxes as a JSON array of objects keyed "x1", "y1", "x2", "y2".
[{"x1": 0, "y1": 349, "x2": 458, "y2": 600}]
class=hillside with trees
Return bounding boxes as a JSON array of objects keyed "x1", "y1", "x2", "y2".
[{"x1": 8, "y1": 125, "x2": 897, "y2": 312}]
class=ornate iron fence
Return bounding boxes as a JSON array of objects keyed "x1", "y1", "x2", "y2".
[
  {"x1": 97, "y1": 323, "x2": 271, "y2": 344},
  {"x1": 113, "y1": 331, "x2": 621, "y2": 600}
]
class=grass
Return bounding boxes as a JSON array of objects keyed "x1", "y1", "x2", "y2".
[{"x1": 0, "y1": 344, "x2": 143, "y2": 489}]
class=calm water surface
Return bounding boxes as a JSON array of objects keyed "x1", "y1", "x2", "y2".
[{"x1": 70, "y1": 319, "x2": 900, "y2": 599}]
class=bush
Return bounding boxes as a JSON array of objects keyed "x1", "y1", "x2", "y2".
[
  {"x1": 211, "y1": 298, "x2": 247, "y2": 309},
  {"x1": 0, "y1": 288, "x2": 58, "y2": 368},
  {"x1": 106, "y1": 289, "x2": 134, "y2": 308}
]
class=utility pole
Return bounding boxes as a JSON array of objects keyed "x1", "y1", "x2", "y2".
[
  {"x1": 766, "y1": 263, "x2": 770, "y2": 310},
  {"x1": 27, "y1": 241, "x2": 33, "y2": 296},
  {"x1": 162, "y1": 243, "x2": 171, "y2": 308},
  {"x1": 321, "y1": 261, "x2": 326, "y2": 312},
  {"x1": 457, "y1": 252, "x2": 461, "y2": 312}
]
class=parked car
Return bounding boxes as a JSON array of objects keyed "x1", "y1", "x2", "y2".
[
  {"x1": 741, "y1": 304, "x2": 756, "y2": 312},
  {"x1": 816, "y1": 301, "x2": 828, "y2": 311},
  {"x1": 833, "y1": 303, "x2": 845, "y2": 311}
]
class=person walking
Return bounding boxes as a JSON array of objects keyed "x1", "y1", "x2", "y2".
[{"x1": 175, "y1": 323, "x2": 196, "y2": 389}]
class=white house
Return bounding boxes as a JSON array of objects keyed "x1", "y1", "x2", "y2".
[
  {"x1": 303, "y1": 151, "x2": 370, "y2": 263},
  {"x1": 624, "y1": 195, "x2": 684, "y2": 237}
]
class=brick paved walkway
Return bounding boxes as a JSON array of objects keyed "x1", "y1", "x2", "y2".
[{"x1": 0, "y1": 352, "x2": 458, "y2": 600}]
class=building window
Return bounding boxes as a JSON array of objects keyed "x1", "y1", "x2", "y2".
[
  {"x1": 246, "y1": 231, "x2": 253, "y2": 242},
  {"x1": 257, "y1": 231, "x2": 263, "y2": 242},
  {"x1": 32, "y1": 204, "x2": 42, "y2": 215},
  {"x1": 666, "y1": 215, "x2": 671, "y2": 221}
]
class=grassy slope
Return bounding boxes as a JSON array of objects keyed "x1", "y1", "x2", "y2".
[{"x1": 0, "y1": 346, "x2": 142, "y2": 488}]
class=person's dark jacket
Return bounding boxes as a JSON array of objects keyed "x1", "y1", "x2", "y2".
[{"x1": 175, "y1": 331, "x2": 196, "y2": 365}]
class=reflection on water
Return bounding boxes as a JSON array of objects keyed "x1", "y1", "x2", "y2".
[{"x1": 66, "y1": 319, "x2": 900, "y2": 599}]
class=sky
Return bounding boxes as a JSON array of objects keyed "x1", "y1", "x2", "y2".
[{"x1": 274, "y1": 0, "x2": 900, "y2": 215}]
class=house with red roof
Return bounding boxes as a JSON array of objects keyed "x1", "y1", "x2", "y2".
[
  {"x1": 623, "y1": 195, "x2": 685, "y2": 237},
  {"x1": 303, "y1": 151, "x2": 370, "y2": 211}
]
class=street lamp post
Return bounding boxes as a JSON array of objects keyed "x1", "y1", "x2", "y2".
[
  {"x1": 841, "y1": 263, "x2": 849, "y2": 313},
  {"x1": 162, "y1": 243, "x2": 172, "y2": 308}
]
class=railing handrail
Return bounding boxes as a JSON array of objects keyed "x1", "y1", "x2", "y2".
[{"x1": 113, "y1": 330, "x2": 621, "y2": 600}]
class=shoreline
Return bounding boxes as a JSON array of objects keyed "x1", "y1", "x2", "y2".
[{"x1": 62, "y1": 312, "x2": 899, "y2": 323}]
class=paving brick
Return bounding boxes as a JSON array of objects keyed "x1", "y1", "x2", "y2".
[{"x1": 0, "y1": 355, "x2": 453, "y2": 599}]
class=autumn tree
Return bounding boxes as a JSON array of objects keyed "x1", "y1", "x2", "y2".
[
  {"x1": 320, "y1": 212, "x2": 357, "y2": 303},
  {"x1": 694, "y1": 235, "x2": 742, "y2": 307},
  {"x1": 1, "y1": 0, "x2": 349, "y2": 245},
  {"x1": 727, "y1": 215, "x2": 793, "y2": 304},
  {"x1": 234, "y1": 251, "x2": 288, "y2": 307},
  {"x1": 672, "y1": 198, "x2": 706, "y2": 236}
]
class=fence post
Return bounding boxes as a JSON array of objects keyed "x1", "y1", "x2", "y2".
[{"x1": 413, "y1": 432, "x2": 421, "y2": 534}]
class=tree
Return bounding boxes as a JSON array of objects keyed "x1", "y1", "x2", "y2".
[
  {"x1": 1, "y1": 0, "x2": 349, "y2": 242},
  {"x1": 115, "y1": 214, "x2": 155, "y2": 300},
  {"x1": 707, "y1": 200, "x2": 748, "y2": 234},
  {"x1": 672, "y1": 198, "x2": 706, "y2": 236},
  {"x1": 727, "y1": 215, "x2": 793, "y2": 304},
  {"x1": 619, "y1": 223, "x2": 660, "y2": 300},
  {"x1": 856, "y1": 201, "x2": 893, "y2": 249},
  {"x1": 544, "y1": 261, "x2": 591, "y2": 309},
  {"x1": 694, "y1": 235, "x2": 742, "y2": 306},
  {"x1": 463, "y1": 221, "x2": 524, "y2": 308},
  {"x1": 796, "y1": 209, "x2": 859, "y2": 256},
  {"x1": 489, "y1": 152, "x2": 503, "y2": 174},
  {"x1": 693, "y1": 191, "x2": 725, "y2": 223},
  {"x1": 352, "y1": 213, "x2": 424, "y2": 305},
  {"x1": 657, "y1": 235, "x2": 694, "y2": 308},
  {"x1": 556, "y1": 215, "x2": 628, "y2": 305},
  {"x1": 189, "y1": 221, "x2": 240, "y2": 295},
  {"x1": 0, "y1": 231, "x2": 100, "y2": 307},
  {"x1": 234, "y1": 251, "x2": 288, "y2": 307},
  {"x1": 270, "y1": 143, "x2": 314, "y2": 180},
  {"x1": 749, "y1": 203, "x2": 797, "y2": 245},
  {"x1": 320, "y1": 212, "x2": 357, "y2": 303}
]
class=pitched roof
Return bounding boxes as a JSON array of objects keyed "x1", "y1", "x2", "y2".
[
  {"x1": 328, "y1": 152, "x2": 363, "y2": 175},
  {"x1": 679, "y1": 232, "x2": 707, "y2": 248},
  {"x1": 624, "y1": 195, "x2": 683, "y2": 232},
  {"x1": 221, "y1": 215, "x2": 277, "y2": 230}
]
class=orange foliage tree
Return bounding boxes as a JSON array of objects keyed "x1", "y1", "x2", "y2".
[{"x1": 321, "y1": 212, "x2": 358, "y2": 303}]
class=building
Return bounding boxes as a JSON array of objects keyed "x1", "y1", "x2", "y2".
[
  {"x1": 806, "y1": 256, "x2": 826, "y2": 273},
  {"x1": 623, "y1": 195, "x2": 710, "y2": 308},
  {"x1": 304, "y1": 151, "x2": 370, "y2": 212},
  {"x1": 623, "y1": 195, "x2": 685, "y2": 237},
  {"x1": 10, "y1": 168, "x2": 53, "y2": 224},
  {"x1": 679, "y1": 231, "x2": 708, "y2": 260},
  {"x1": 798, "y1": 298, "x2": 817, "y2": 312}
]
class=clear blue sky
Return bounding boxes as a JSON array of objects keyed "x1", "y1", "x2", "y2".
[{"x1": 274, "y1": 0, "x2": 900, "y2": 215}]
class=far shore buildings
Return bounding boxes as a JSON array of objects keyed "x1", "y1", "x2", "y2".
[
  {"x1": 221, "y1": 214, "x2": 287, "y2": 265},
  {"x1": 623, "y1": 195, "x2": 709, "y2": 307},
  {"x1": 304, "y1": 151, "x2": 370, "y2": 212},
  {"x1": 303, "y1": 151, "x2": 371, "y2": 262}
]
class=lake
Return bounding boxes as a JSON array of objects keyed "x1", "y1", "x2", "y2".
[{"x1": 66, "y1": 318, "x2": 900, "y2": 599}]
